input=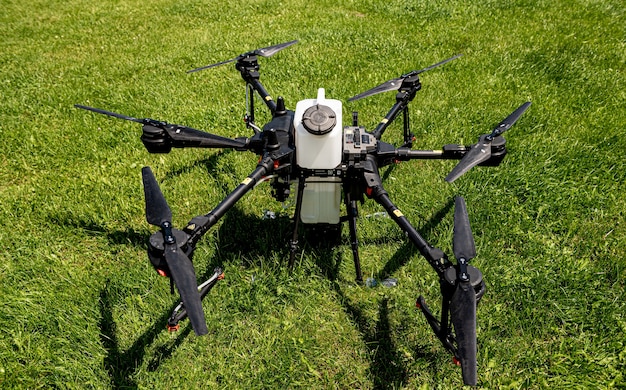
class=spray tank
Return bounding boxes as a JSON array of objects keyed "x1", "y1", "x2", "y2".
[{"x1": 294, "y1": 88, "x2": 343, "y2": 224}]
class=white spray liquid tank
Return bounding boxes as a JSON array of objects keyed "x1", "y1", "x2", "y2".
[{"x1": 294, "y1": 88, "x2": 343, "y2": 224}]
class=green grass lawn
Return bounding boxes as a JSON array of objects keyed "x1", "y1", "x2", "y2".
[{"x1": 1, "y1": 0, "x2": 624, "y2": 388}]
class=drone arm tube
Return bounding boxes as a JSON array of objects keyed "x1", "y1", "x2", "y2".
[
  {"x1": 375, "y1": 192, "x2": 449, "y2": 275},
  {"x1": 363, "y1": 156, "x2": 449, "y2": 275},
  {"x1": 243, "y1": 76, "x2": 277, "y2": 114},
  {"x1": 371, "y1": 82, "x2": 422, "y2": 140},
  {"x1": 393, "y1": 146, "x2": 469, "y2": 161},
  {"x1": 375, "y1": 144, "x2": 470, "y2": 169},
  {"x1": 185, "y1": 155, "x2": 275, "y2": 247},
  {"x1": 371, "y1": 99, "x2": 407, "y2": 140}
]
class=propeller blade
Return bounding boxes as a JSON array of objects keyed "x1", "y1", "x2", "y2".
[
  {"x1": 489, "y1": 101, "x2": 532, "y2": 138},
  {"x1": 348, "y1": 54, "x2": 461, "y2": 101},
  {"x1": 187, "y1": 58, "x2": 238, "y2": 73},
  {"x1": 348, "y1": 76, "x2": 404, "y2": 101},
  {"x1": 187, "y1": 40, "x2": 298, "y2": 73},
  {"x1": 163, "y1": 245, "x2": 208, "y2": 336},
  {"x1": 415, "y1": 53, "x2": 463, "y2": 75},
  {"x1": 74, "y1": 104, "x2": 144, "y2": 124},
  {"x1": 142, "y1": 167, "x2": 172, "y2": 227},
  {"x1": 444, "y1": 135, "x2": 492, "y2": 183},
  {"x1": 453, "y1": 196, "x2": 476, "y2": 262},
  {"x1": 254, "y1": 39, "x2": 299, "y2": 57},
  {"x1": 450, "y1": 280, "x2": 478, "y2": 386}
]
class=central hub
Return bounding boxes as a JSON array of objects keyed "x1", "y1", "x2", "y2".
[{"x1": 302, "y1": 104, "x2": 336, "y2": 135}]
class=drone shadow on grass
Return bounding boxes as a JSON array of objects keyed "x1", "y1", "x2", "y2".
[
  {"x1": 331, "y1": 274, "x2": 411, "y2": 389},
  {"x1": 45, "y1": 211, "x2": 167, "y2": 387},
  {"x1": 313, "y1": 197, "x2": 454, "y2": 389},
  {"x1": 375, "y1": 197, "x2": 454, "y2": 280},
  {"x1": 48, "y1": 211, "x2": 148, "y2": 250},
  {"x1": 43, "y1": 152, "x2": 284, "y2": 386},
  {"x1": 99, "y1": 281, "x2": 194, "y2": 388},
  {"x1": 315, "y1": 247, "x2": 439, "y2": 390}
]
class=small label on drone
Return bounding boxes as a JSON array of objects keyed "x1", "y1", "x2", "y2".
[
  {"x1": 265, "y1": 96, "x2": 273, "y2": 101},
  {"x1": 242, "y1": 177, "x2": 253, "y2": 186},
  {"x1": 381, "y1": 118, "x2": 389, "y2": 124},
  {"x1": 393, "y1": 209, "x2": 403, "y2": 218}
]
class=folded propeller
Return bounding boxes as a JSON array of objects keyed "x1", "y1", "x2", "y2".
[
  {"x1": 445, "y1": 101, "x2": 531, "y2": 183},
  {"x1": 142, "y1": 167, "x2": 208, "y2": 336},
  {"x1": 416, "y1": 196, "x2": 484, "y2": 386},
  {"x1": 450, "y1": 196, "x2": 479, "y2": 386},
  {"x1": 74, "y1": 104, "x2": 247, "y2": 150},
  {"x1": 187, "y1": 39, "x2": 299, "y2": 73},
  {"x1": 348, "y1": 54, "x2": 462, "y2": 102}
]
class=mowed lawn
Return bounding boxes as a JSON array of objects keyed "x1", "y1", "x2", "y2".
[{"x1": 1, "y1": 0, "x2": 624, "y2": 388}]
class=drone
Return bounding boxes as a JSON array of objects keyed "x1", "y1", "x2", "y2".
[{"x1": 76, "y1": 40, "x2": 530, "y2": 386}]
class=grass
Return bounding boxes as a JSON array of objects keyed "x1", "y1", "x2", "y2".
[{"x1": 1, "y1": 0, "x2": 625, "y2": 388}]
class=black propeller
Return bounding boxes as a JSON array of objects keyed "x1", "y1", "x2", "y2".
[
  {"x1": 450, "y1": 279, "x2": 477, "y2": 386},
  {"x1": 453, "y1": 196, "x2": 476, "y2": 263},
  {"x1": 348, "y1": 54, "x2": 462, "y2": 102},
  {"x1": 187, "y1": 39, "x2": 299, "y2": 73},
  {"x1": 75, "y1": 104, "x2": 153, "y2": 124},
  {"x1": 450, "y1": 196, "x2": 478, "y2": 386},
  {"x1": 75, "y1": 104, "x2": 247, "y2": 149},
  {"x1": 445, "y1": 102, "x2": 531, "y2": 183},
  {"x1": 142, "y1": 167, "x2": 208, "y2": 336}
]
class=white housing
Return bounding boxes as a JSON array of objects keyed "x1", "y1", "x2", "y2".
[{"x1": 294, "y1": 88, "x2": 343, "y2": 224}]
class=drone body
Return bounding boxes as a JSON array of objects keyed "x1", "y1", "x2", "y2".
[{"x1": 76, "y1": 40, "x2": 530, "y2": 386}]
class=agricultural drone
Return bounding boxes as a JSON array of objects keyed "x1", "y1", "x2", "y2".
[{"x1": 76, "y1": 40, "x2": 530, "y2": 386}]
